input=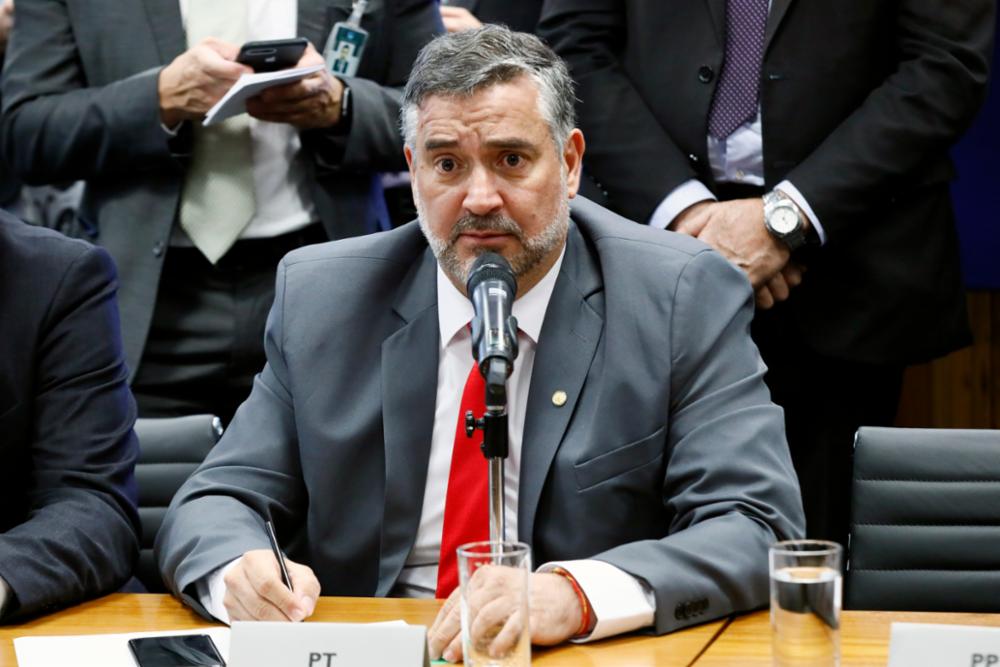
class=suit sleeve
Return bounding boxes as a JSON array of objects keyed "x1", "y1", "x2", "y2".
[
  {"x1": 302, "y1": 0, "x2": 443, "y2": 173},
  {"x1": 0, "y1": 0, "x2": 177, "y2": 185},
  {"x1": 783, "y1": 0, "x2": 993, "y2": 238},
  {"x1": 539, "y1": 0, "x2": 699, "y2": 224},
  {"x1": 155, "y1": 258, "x2": 308, "y2": 620},
  {"x1": 0, "y1": 245, "x2": 140, "y2": 622},
  {"x1": 592, "y1": 249, "x2": 805, "y2": 635}
]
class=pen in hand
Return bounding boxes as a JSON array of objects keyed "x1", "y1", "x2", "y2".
[{"x1": 265, "y1": 519, "x2": 294, "y2": 593}]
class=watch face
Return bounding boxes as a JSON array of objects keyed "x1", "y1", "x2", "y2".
[{"x1": 770, "y1": 207, "x2": 799, "y2": 234}]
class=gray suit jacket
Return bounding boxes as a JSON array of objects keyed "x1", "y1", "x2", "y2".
[
  {"x1": 156, "y1": 197, "x2": 804, "y2": 633},
  {"x1": 0, "y1": 0, "x2": 442, "y2": 377}
]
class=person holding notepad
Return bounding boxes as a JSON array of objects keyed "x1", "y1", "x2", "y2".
[{"x1": 0, "y1": 0, "x2": 443, "y2": 424}]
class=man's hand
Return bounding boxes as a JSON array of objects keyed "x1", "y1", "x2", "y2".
[
  {"x1": 673, "y1": 198, "x2": 790, "y2": 290},
  {"x1": 755, "y1": 262, "x2": 806, "y2": 310},
  {"x1": 246, "y1": 43, "x2": 346, "y2": 130},
  {"x1": 440, "y1": 5, "x2": 483, "y2": 33},
  {"x1": 428, "y1": 569, "x2": 584, "y2": 663},
  {"x1": 158, "y1": 38, "x2": 252, "y2": 127},
  {"x1": 222, "y1": 550, "x2": 321, "y2": 622},
  {"x1": 0, "y1": 1, "x2": 15, "y2": 56}
]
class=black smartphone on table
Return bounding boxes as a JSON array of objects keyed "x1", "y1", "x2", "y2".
[
  {"x1": 127, "y1": 634, "x2": 226, "y2": 667},
  {"x1": 237, "y1": 37, "x2": 309, "y2": 72}
]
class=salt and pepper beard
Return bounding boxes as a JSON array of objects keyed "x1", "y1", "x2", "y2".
[{"x1": 416, "y1": 177, "x2": 571, "y2": 289}]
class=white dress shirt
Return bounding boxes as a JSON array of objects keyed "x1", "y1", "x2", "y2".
[
  {"x1": 649, "y1": 110, "x2": 826, "y2": 243},
  {"x1": 171, "y1": 0, "x2": 317, "y2": 245},
  {"x1": 199, "y1": 243, "x2": 655, "y2": 641},
  {"x1": 0, "y1": 576, "x2": 9, "y2": 618}
]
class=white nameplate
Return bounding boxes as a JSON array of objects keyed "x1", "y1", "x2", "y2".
[
  {"x1": 229, "y1": 621, "x2": 429, "y2": 667},
  {"x1": 888, "y1": 622, "x2": 1000, "y2": 667}
]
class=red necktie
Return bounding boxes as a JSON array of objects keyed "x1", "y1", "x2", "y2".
[{"x1": 435, "y1": 362, "x2": 490, "y2": 598}]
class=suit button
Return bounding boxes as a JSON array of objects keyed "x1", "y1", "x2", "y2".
[
  {"x1": 152, "y1": 241, "x2": 164, "y2": 257},
  {"x1": 697, "y1": 65, "x2": 714, "y2": 83}
]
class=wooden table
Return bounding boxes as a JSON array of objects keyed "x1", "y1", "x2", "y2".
[
  {"x1": 0, "y1": 594, "x2": 726, "y2": 667},
  {"x1": 697, "y1": 609, "x2": 1000, "y2": 666}
]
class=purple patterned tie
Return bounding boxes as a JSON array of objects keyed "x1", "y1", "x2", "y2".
[{"x1": 707, "y1": 0, "x2": 769, "y2": 139}]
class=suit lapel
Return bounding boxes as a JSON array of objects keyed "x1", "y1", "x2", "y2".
[
  {"x1": 518, "y1": 224, "x2": 604, "y2": 545},
  {"x1": 765, "y1": 0, "x2": 795, "y2": 51},
  {"x1": 141, "y1": 0, "x2": 187, "y2": 63},
  {"x1": 376, "y1": 250, "x2": 440, "y2": 596},
  {"x1": 703, "y1": 0, "x2": 726, "y2": 48}
]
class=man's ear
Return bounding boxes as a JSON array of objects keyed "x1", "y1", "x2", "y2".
[
  {"x1": 404, "y1": 144, "x2": 415, "y2": 176},
  {"x1": 563, "y1": 129, "x2": 586, "y2": 199}
]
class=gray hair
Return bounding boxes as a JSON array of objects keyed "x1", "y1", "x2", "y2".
[{"x1": 401, "y1": 25, "x2": 577, "y2": 151}]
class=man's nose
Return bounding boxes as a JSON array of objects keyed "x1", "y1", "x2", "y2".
[{"x1": 462, "y1": 165, "x2": 503, "y2": 216}]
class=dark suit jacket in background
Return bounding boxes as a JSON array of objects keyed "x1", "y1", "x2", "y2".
[
  {"x1": 540, "y1": 0, "x2": 995, "y2": 365},
  {"x1": 157, "y1": 197, "x2": 805, "y2": 634},
  {"x1": 0, "y1": 0, "x2": 442, "y2": 377},
  {"x1": 448, "y1": 0, "x2": 543, "y2": 33},
  {"x1": 0, "y1": 214, "x2": 140, "y2": 622}
]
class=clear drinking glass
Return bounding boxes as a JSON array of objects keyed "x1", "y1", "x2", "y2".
[
  {"x1": 456, "y1": 541, "x2": 531, "y2": 667},
  {"x1": 769, "y1": 540, "x2": 843, "y2": 667}
]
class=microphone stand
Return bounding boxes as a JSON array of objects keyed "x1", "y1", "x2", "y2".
[{"x1": 465, "y1": 325, "x2": 518, "y2": 544}]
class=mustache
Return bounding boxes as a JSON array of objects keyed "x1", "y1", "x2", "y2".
[{"x1": 448, "y1": 214, "x2": 523, "y2": 242}]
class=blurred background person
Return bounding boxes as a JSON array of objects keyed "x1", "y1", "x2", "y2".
[
  {"x1": 0, "y1": 212, "x2": 140, "y2": 622},
  {"x1": 1, "y1": 0, "x2": 442, "y2": 424},
  {"x1": 0, "y1": 0, "x2": 85, "y2": 230},
  {"x1": 541, "y1": 0, "x2": 995, "y2": 547},
  {"x1": 439, "y1": 0, "x2": 542, "y2": 34}
]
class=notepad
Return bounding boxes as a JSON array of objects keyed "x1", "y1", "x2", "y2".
[
  {"x1": 203, "y1": 65, "x2": 324, "y2": 126},
  {"x1": 14, "y1": 627, "x2": 231, "y2": 667}
]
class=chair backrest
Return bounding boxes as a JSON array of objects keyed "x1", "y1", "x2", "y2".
[
  {"x1": 846, "y1": 426, "x2": 1000, "y2": 611},
  {"x1": 134, "y1": 415, "x2": 223, "y2": 592}
]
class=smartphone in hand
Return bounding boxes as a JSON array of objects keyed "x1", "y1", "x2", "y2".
[{"x1": 237, "y1": 37, "x2": 309, "y2": 72}]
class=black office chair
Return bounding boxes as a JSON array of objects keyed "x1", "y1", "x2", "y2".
[
  {"x1": 133, "y1": 415, "x2": 223, "y2": 592},
  {"x1": 846, "y1": 426, "x2": 1000, "y2": 611}
]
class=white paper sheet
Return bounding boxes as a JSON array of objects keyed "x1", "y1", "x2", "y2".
[
  {"x1": 14, "y1": 627, "x2": 231, "y2": 667},
  {"x1": 203, "y1": 65, "x2": 323, "y2": 126}
]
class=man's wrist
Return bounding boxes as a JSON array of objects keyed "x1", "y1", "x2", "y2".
[
  {"x1": 157, "y1": 63, "x2": 189, "y2": 127},
  {"x1": 0, "y1": 575, "x2": 10, "y2": 619},
  {"x1": 549, "y1": 567, "x2": 595, "y2": 638},
  {"x1": 763, "y1": 190, "x2": 810, "y2": 251}
]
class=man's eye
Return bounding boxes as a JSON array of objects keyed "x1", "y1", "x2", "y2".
[
  {"x1": 437, "y1": 158, "x2": 456, "y2": 172},
  {"x1": 503, "y1": 154, "x2": 523, "y2": 167}
]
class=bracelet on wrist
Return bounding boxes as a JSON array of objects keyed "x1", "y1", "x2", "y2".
[{"x1": 551, "y1": 567, "x2": 593, "y2": 638}]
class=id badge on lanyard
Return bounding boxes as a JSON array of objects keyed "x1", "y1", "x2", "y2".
[{"x1": 323, "y1": 0, "x2": 369, "y2": 77}]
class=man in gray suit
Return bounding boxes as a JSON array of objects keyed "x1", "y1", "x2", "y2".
[
  {"x1": 1, "y1": 0, "x2": 441, "y2": 423},
  {"x1": 157, "y1": 27, "x2": 803, "y2": 657}
]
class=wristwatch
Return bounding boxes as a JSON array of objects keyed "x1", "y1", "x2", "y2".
[{"x1": 762, "y1": 190, "x2": 808, "y2": 251}]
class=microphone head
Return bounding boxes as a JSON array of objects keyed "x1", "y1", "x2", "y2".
[{"x1": 466, "y1": 252, "x2": 517, "y2": 299}]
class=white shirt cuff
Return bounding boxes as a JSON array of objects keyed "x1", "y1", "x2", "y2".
[
  {"x1": 195, "y1": 557, "x2": 243, "y2": 625},
  {"x1": 0, "y1": 576, "x2": 9, "y2": 619},
  {"x1": 649, "y1": 180, "x2": 717, "y2": 230},
  {"x1": 539, "y1": 559, "x2": 655, "y2": 642},
  {"x1": 775, "y1": 180, "x2": 827, "y2": 244}
]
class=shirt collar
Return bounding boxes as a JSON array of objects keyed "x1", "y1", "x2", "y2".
[{"x1": 437, "y1": 245, "x2": 567, "y2": 349}]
